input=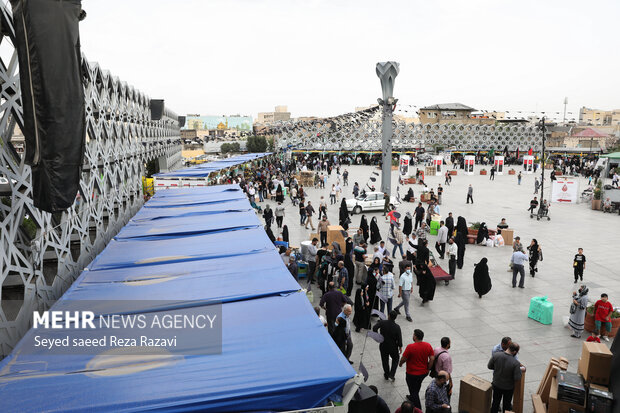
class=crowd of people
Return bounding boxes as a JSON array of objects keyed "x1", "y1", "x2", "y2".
[{"x1": 214, "y1": 152, "x2": 614, "y2": 412}]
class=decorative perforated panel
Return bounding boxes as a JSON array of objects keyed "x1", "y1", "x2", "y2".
[
  {"x1": 269, "y1": 111, "x2": 542, "y2": 152},
  {"x1": 0, "y1": 4, "x2": 181, "y2": 357}
]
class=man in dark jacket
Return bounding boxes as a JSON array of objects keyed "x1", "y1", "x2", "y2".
[
  {"x1": 488, "y1": 342, "x2": 524, "y2": 413},
  {"x1": 332, "y1": 304, "x2": 353, "y2": 363},
  {"x1": 373, "y1": 310, "x2": 403, "y2": 380},
  {"x1": 414, "y1": 203, "x2": 425, "y2": 230},
  {"x1": 445, "y1": 212, "x2": 454, "y2": 238},
  {"x1": 320, "y1": 282, "x2": 347, "y2": 334}
]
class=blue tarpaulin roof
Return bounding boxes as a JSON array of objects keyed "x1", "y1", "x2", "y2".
[
  {"x1": 0, "y1": 185, "x2": 355, "y2": 412},
  {"x1": 154, "y1": 153, "x2": 272, "y2": 178},
  {"x1": 0, "y1": 294, "x2": 352, "y2": 413}
]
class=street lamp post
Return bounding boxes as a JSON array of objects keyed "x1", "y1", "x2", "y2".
[
  {"x1": 376, "y1": 61, "x2": 400, "y2": 196},
  {"x1": 539, "y1": 117, "x2": 547, "y2": 218}
]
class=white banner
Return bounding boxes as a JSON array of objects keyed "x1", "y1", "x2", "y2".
[{"x1": 551, "y1": 178, "x2": 579, "y2": 203}]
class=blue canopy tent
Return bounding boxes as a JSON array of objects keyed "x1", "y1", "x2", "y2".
[
  {"x1": 116, "y1": 211, "x2": 261, "y2": 239},
  {"x1": 0, "y1": 293, "x2": 354, "y2": 413},
  {"x1": 0, "y1": 184, "x2": 355, "y2": 412},
  {"x1": 130, "y1": 199, "x2": 253, "y2": 222},
  {"x1": 88, "y1": 227, "x2": 273, "y2": 270},
  {"x1": 62, "y1": 250, "x2": 299, "y2": 305},
  {"x1": 155, "y1": 153, "x2": 272, "y2": 179}
]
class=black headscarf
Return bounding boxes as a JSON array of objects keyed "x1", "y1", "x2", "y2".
[
  {"x1": 417, "y1": 264, "x2": 436, "y2": 302},
  {"x1": 345, "y1": 237, "x2": 353, "y2": 256},
  {"x1": 282, "y1": 225, "x2": 289, "y2": 243},
  {"x1": 473, "y1": 257, "x2": 492, "y2": 297},
  {"x1": 353, "y1": 283, "x2": 370, "y2": 330},
  {"x1": 476, "y1": 222, "x2": 489, "y2": 244},
  {"x1": 276, "y1": 184, "x2": 284, "y2": 203},
  {"x1": 454, "y1": 231, "x2": 466, "y2": 269},
  {"x1": 360, "y1": 215, "x2": 369, "y2": 242},
  {"x1": 265, "y1": 226, "x2": 276, "y2": 243},
  {"x1": 369, "y1": 257, "x2": 382, "y2": 274},
  {"x1": 456, "y1": 216, "x2": 468, "y2": 235},
  {"x1": 344, "y1": 237, "x2": 355, "y2": 295},
  {"x1": 403, "y1": 212, "x2": 413, "y2": 236},
  {"x1": 339, "y1": 198, "x2": 349, "y2": 230},
  {"x1": 370, "y1": 217, "x2": 381, "y2": 244},
  {"x1": 528, "y1": 239, "x2": 540, "y2": 261}
]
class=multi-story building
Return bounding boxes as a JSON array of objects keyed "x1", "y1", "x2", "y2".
[
  {"x1": 418, "y1": 103, "x2": 494, "y2": 124},
  {"x1": 257, "y1": 105, "x2": 291, "y2": 124},
  {"x1": 579, "y1": 107, "x2": 620, "y2": 126},
  {"x1": 564, "y1": 127, "x2": 616, "y2": 150}
]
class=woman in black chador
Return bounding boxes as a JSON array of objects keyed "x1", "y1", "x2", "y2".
[
  {"x1": 275, "y1": 184, "x2": 284, "y2": 203},
  {"x1": 417, "y1": 263, "x2": 436, "y2": 305},
  {"x1": 370, "y1": 217, "x2": 381, "y2": 244},
  {"x1": 455, "y1": 216, "x2": 467, "y2": 269},
  {"x1": 473, "y1": 257, "x2": 492, "y2": 298},
  {"x1": 403, "y1": 212, "x2": 413, "y2": 236},
  {"x1": 359, "y1": 215, "x2": 369, "y2": 243},
  {"x1": 353, "y1": 283, "x2": 370, "y2": 332},
  {"x1": 339, "y1": 198, "x2": 350, "y2": 230}
]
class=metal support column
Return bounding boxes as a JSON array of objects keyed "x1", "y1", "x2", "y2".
[{"x1": 376, "y1": 61, "x2": 399, "y2": 195}]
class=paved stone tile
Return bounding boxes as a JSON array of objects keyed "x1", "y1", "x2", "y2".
[{"x1": 257, "y1": 164, "x2": 617, "y2": 412}]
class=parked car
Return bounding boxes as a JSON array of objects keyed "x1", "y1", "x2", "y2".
[{"x1": 346, "y1": 191, "x2": 398, "y2": 214}]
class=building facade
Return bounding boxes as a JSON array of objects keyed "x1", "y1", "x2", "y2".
[
  {"x1": 419, "y1": 103, "x2": 494, "y2": 125},
  {"x1": 257, "y1": 105, "x2": 291, "y2": 124},
  {"x1": 579, "y1": 107, "x2": 620, "y2": 126}
]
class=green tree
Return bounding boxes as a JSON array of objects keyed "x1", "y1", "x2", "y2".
[
  {"x1": 246, "y1": 135, "x2": 268, "y2": 153},
  {"x1": 221, "y1": 142, "x2": 241, "y2": 154}
]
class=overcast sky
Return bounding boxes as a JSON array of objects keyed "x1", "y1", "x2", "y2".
[{"x1": 80, "y1": 0, "x2": 619, "y2": 121}]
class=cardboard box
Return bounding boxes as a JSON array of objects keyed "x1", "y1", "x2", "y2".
[
  {"x1": 549, "y1": 377, "x2": 586, "y2": 413},
  {"x1": 501, "y1": 228, "x2": 514, "y2": 245},
  {"x1": 513, "y1": 369, "x2": 526, "y2": 413},
  {"x1": 579, "y1": 342, "x2": 612, "y2": 385},
  {"x1": 326, "y1": 225, "x2": 346, "y2": 249},
  {"x1": 532, "y1": 394, "x2": 547, "y2": 413},
  {"x1": 458, "y1": 374, "x2": 492, "y2": 413}
]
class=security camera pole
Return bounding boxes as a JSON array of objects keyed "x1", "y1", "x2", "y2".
[{"x1": 376, "y1": 61, "x2": 400, "y2": 196}]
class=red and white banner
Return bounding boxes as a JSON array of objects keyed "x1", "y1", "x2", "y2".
[
  {"x1": 399, "y1": 154, "x2": 410, "y2": 176},
  {"x1": 551, "y1": 178, "x2": 579, "y2": 203}
]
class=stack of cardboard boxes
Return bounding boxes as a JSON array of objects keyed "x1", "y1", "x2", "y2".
[
  {"x1": 299, "y1": 171, "x2": 314, "y2": 186},
  {"x1": 532, "y1": 343, "x2": 613, "y2": 413}
]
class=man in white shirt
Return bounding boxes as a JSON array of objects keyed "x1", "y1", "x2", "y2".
[
  {"x1": 435, "y1": 221, "x2": 449, "y2": 259},
  {"x1": 447, "y1": 238, "x2": 458, "y2": 279},
  {"x1": 247, "y1": 185, "x2": 256, "y2": 202},
  {"x1": 334, "y1": 183, "x2": 342, "y2": 201},
  {"x1": 510, "y1": 248, "x2": 529, "y2": 288},
  {"x1": 275, "y1": 202, "x2": 286, "y2": 229},
  {"x1": 377, "y1": 241, "x2": 387, "y2": 257},
  {"x1": 306, "y1": 238, "x2": 319, "y2": 286},
  {"x1": 379, "y1": 268, "x2": 395, "y2": 314},
  {"x1": 394, "y1": 263, "x2": 414, "y2": 322}
]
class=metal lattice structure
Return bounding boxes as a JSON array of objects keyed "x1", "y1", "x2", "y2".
[
  {"x1": 0, "y1": 4, "x2": 181, "y2": 357},
  {"x1": 270, "y1": 110, "x2": 542, "y2": 152}
]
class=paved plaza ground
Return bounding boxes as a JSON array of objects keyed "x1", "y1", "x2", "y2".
[{"x1": 262, "y1": 163, "x2": 618, "y2": 412}]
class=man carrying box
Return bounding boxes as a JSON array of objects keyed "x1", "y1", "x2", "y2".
[
  {"x1": 488, "y1": 342, "x2": 523, "y2": 413},
  {"x1": 594, "y1": 293, "x2": 614, "y2": 341}
]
